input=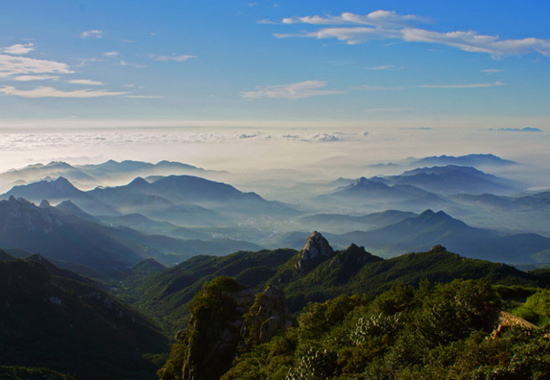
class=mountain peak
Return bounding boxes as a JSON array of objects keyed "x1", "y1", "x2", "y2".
[
  {"x1": 354, "y1": 177, "x2": 369, "y2": 186},
  {"x1": 128, "y1": 177, "x2": 150, "y2": 188},
  {"x1": 39, "y1": 199, "x2": 51, "y2": 208},
  {"x1": 295, "y1": 231, "x2": 335, "y2": 272},
  {"x1": 419, "y1": 209, "x2": 435, "y2": 217}
]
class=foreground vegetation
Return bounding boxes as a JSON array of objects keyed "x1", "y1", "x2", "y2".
[
  {"x1": 2, "y1": 235, "x2": 550, "y2": 380},
  {"x1": 161, "y1": 278, "x2": 550, "y2": 380}
]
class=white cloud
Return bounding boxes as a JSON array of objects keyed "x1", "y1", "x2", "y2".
[
  {"x1": 401, "y1": 28, "x2": 550, "y2": 56},
  {"x1": 0, "y1": 86, "x2": 128, "y2": 98},
  {"x1": 68, "y1": 79, "x2": 106, "y2": 86},
  {"x1": 308, "y1": 133, "x2": 342, "y2": 142},
  {"x1": 419, "y1": 80, "x2": 504, "y2": 89},
  {"x1": 274, "y1": 10, "x2": 550, "y2": 56},
  {"x1": 151, "y1": 54, "x2": 197, "y2": 62},
  {"x1": 103, "y1": 51, "x2": 119, "y2": 57},
  {"x1": 257, "y1": 19, "x2": 278, "y2": 25},
  {"x1": 0, "y1": 54, "x2": 73, "y2": 79},
  {"x1": 275, "y1": 27, "x2": 400, "y2": 45},
  {"x1": 481, "y1": 69, "x2": 503, "y2": 74},
  {"x1": 13, "y1": 75, "x2": 58, "y2": 81},
  {"x1": 1, "y1": 43, "x2": 35, "y2": 55},
  {"x1": 241, "y1": 80, "x2": 346, "y2": 100},
  {"x1": 282, "y1": 10, "x2": 428, "y2": 28},
  {"x1": 80, "y1": 30, "x2": 103, "y2": 38}
]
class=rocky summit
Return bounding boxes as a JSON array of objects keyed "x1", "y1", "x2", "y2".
[{"x1": 295, "y1": 231, "x2": 335, "y2": 272}]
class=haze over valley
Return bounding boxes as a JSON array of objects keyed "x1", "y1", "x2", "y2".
[{"x1": 2, "y1": 1, "x2": 550, "y2": 379}]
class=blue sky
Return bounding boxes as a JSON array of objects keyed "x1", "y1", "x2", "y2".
[{"x1": 0, "y1": 0, "x2": 549, "y2": 130}]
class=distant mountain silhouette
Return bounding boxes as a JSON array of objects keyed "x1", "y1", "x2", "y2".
[
  {"x1": 382, "y1": 165, "x2": 521, "y2": 195},
  {"x1": 410, "y1": 153, "x2": 517, "y2": 168},
  {"x1": 337, "y1": 210, "x2": 550, "y2": 263}
]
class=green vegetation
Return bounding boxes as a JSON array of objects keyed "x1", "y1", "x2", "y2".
[
  {"x1": 3, "y1": 235, "x2": 550, "y2": 379},
  {"x1": 0, "y1": 258, "x2": 168, "y2": 380},
  {"x1": 158, "y1": 277, "x2": 250, "y2": 380},
  {"x1": 217, "y1": 279, "x2": 549, "y2": 380},
  {"x1": 121, "y1": 243, "x2": 544, "y2": 334},
  {"x1": 513, "y1": 289, "x2": 550, "y2": 325}
]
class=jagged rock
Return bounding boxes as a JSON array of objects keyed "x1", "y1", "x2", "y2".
[
  {"x1": 295, "y1": 231, "x2": 335, "y2": 272},
  {"x1": 160, "y1": 277, "x2": 292, "y2": 380},
  {"x1": 175, "y1": 277, "x2": 255, "y2": 380},
  {"x1": 242, "y1": 285, "x2": 291, "y2": 346}
]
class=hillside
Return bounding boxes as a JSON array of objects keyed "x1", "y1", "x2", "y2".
[
  {"x1": 0, "y1": 257, "x2": 168, "y2": 380},
  {"x1": 0, "y1": 197, "x2": 263, "y2": 279},
  {"x1": 122, "y1": 232, "x2": 542, "y2": 332}
]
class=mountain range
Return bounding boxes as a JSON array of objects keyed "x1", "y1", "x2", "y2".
[
  {"x1": 0, "y1": 159, "x2": 223, "y2": 192},
  {"x1": 0, "y1": 197, "x2": 262, "y2": 279},
  {"x1": 118, "y1": 231, "x2": 545, "y2": 332}
]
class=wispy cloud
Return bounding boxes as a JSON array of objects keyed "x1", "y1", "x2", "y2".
[
  {"x1": 0, "y1": 54, "x2": 73, "y2": 79},
  {"x1": 67, "y1": 79, "x2": 106, "y2": 86},
  {"x1": 481, "y1": 69, "x2": 503, "y2": 74},
  {"x1": 0, "y1": 86, "x2": 128, "y2": 98},
  {"x1": 119, "y1": 60, "x2": 147, "y2": 68},
  {"x1": 257, "y1": 19, "x2": 278, "y2": 25},
  {"x1": 242, "y1": 80, "x2": 346, "y2": 100},
  {"x1": 151, "y1": 54, "x2": 197, "y2": 62},
  {"x1": 274, "y1": 10, "x2": 550, "y2": 56},
  {"x1": 80, "y1": 30, "x2": 103, "y2": 38},
  {"x1": 419, "y1": 80, "x2": 504, "y2": 88},
  {"x1": 1, "y1": 43, "x2": 35, "y2": 55},
  {"x1": 103, "y1": 51, "x2": 119, "y2": 57},
  {"x1": 282, "y1": 10, "x2": 429, "y2": 28},
  {"x1": 13, "y1": 75, "x2": 58, "y2": 81},
  {"x1": 275, "y1": 27, "x2": 400, "y2": 45}
]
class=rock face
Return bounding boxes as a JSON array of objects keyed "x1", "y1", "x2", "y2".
[
  {"x1": 242, "y1": 285, "x2": 292, "y2": 347},
  {"x1": 295, "y1": 231, "x2": 335, "y2": 272},
  {"x1": 159, "y1": 277, "x2": 291, "y2": 380}
]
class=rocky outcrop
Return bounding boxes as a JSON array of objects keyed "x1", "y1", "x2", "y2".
[
  {"x1": 491, "y1": 311, "x2": 538, "y2": 338},
  {"x1": 165, "y1": 277, "x2": 255, "y2": 380},
  {"x1": 242, "y1": 285, "x2": 292, "y2": 347},
  {"x1": 159, "y1": 277, "x2": 291, "y2": 380},
  {"x1": 295, "y1": 231, "x2": 335, "y2": 272}
]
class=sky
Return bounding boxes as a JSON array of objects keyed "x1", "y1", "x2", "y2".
[{"x1": 0, "y1": 1, "x2": 549, "y2": 178}]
